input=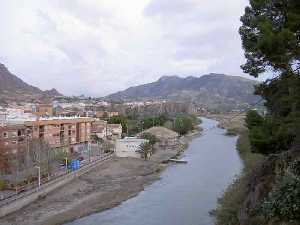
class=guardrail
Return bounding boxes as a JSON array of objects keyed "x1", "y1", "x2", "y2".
[{"x1": 0, "y1": 153, "x2": 114, "y2": 218}]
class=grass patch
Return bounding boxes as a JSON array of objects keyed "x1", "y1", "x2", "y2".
[{"x1": 225, "y1": 128, "x2": 238, "y2": 136}]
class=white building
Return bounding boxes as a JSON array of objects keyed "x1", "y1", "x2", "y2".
[
  {"x1": 115, "y1": 137, "x2": 148, "y2": 158},
  {"x1": 0, "y1": 108, "x2": 37, "y2": 125}
]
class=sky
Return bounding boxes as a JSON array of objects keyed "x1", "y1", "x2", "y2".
[{"x1": 0, "y1": 0, "x2": 252, "y2": 97}]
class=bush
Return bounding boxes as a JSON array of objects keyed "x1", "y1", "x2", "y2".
[
  {"x1": 225, "y1": 128, "x2": 238, "y2": 136},
  {"x1": 140, "y1": 132, "x2": 159, "y2": 145},
  {"x1": 0, "y1": 180, "x2": 6, "y2": 191},
  {"x1": 260, "y1": 161, "x2": 300, "y2": 222},
  {"x1": 215, "y1": 174, "x2": 249, "y2": 225}
]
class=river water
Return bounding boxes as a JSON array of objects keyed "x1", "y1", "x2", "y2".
[{"x1": 67, "y1": 118, "x2": 243, "y2": 225}]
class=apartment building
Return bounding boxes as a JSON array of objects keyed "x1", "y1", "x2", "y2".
[
  {"x1": 0, "y1": 124, "x2": 28, "y2": 154},
  {"x1": 24, "y1": 117, "x2": 95, "y2": 149}
]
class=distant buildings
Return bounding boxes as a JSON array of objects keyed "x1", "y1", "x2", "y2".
[
  {"x1": 91, "y1": 120, "x2": 122, "y2": 140},
  {"x1": 95, "y1": 111, "x2": 119, "y2": 119},
  {"x1": 32, "y1": 104, "x2": 54, "y2": 117}
]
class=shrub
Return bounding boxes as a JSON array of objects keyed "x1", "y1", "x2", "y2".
[
  {"x1": 139, "y1": 132, "x2": 159, "y2": 145},
  {"x1": 0, "y1": 180, "x2": 6, "y2": 191},
  {"x1": 260, "y1": 160, "x2": 300, "y2": 222}
]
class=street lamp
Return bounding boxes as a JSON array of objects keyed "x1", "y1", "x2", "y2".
[
  {"x1": 65, "y1": 157, "x2": 68, "y2": 174},
  {"x1": 35, "y1": 166, "x2": 41, "y2": 189}
]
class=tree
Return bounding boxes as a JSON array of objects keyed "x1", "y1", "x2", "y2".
[
  {"x1": 240, "y1": 0, "x2": 300, "y2": 77},
  {"x1": 28, "y1": 138, "x2": 54, "y2": 178},
  {"x1": 142, "y1": 114, "x2": 168, "y2": 130},
  {"x1": 245, "y1": 110, "x2": 264, "y2": 129},
  {"x1": 173, "y1": 115, "x2": 193, "y2": 135},
  {"x1": 0, "y1": 142, "x2": 10, "y2": 175},
  {"x1": 139, "y1": 142, "x2": 152, "y2": 160},
  {"x1": 140, "y1": 132, "x2": 159, "y2": 146},
  {"x1": 240, "y1": 0, "x2": 300, "y2": 154}
]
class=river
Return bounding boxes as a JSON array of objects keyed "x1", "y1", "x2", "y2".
[{"x1": 66, "y1": 118, "x2": 243, "y2": 225}]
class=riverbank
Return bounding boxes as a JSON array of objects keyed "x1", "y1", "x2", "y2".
[
  {"x1": 209, "y1": 114, "x2": 265, "y2": 225},
  {"x1": 206, "y1": 113, "x2": 245, "y2": 132},
  {"x1": 0, "y1": 129, "x2": 201, "y2": 225}
]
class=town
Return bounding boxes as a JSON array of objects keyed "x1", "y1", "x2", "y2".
[{"x1": 0, "y1": 98, "x2": 201, "y2": 204}]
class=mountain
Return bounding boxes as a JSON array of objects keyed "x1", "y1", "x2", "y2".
[
  {"x1": 0, "y1": 63, "x2": 63, "y2": 104},
  {"x1": 105, "y1": 73, "x2": 261, "y2": 111},
  {"x1": 43, "y1": 88, "x2": 63, "y2": 97}
]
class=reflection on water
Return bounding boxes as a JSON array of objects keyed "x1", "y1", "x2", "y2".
[{"x1": 67, "y1": 118, "x2": 243, "y2": 225}]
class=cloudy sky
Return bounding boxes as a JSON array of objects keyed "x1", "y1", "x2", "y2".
[{"x1": 0, "y1": 0, "x2": 252, "y2": 97}]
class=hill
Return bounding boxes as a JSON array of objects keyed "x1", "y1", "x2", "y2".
[
  {"x1": 0, "y1": 63, "x2": 62, "y2": 105},
  {"x1": 105, "y1": 73, "x2": 261, "y2": 111}
]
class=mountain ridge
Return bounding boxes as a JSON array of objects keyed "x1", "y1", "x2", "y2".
[
  {"x1": 0, "y1": 63, "x2": 63, "y2": 104},
  {"x1": 105, "y1": 73, "x2": 261, "y2": 111}
]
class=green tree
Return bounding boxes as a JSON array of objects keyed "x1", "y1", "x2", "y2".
[
  {"x1": 240, "y1": 0, "x2": 300, "y2": 154},
  {"x1": 142, "y1": 114, "x2": 168, "y2": 130},
  {"x1": 140, "y1": 132, "x2": 159, "y2": 145},
  {"x1": 245, "y1": 110, "x2": 264, "y2": 129},
  {"x1": 173, "y1": 115, "x2": 193, "y2": 135},
  {"x1": 240, "y1": 0, "x2": 300, "y2": 77}
]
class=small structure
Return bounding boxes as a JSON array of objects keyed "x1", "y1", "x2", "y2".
[
  {"x1": 107, "y1": 124, "x2": 122, "y2": 140},
  {"x1": 115, "y1": 137, "x2": 147, "y2": 158},
  {"x1": 91, "y1": 121, "x2": 122, "y2": 140},
  {"x1": 32, "y1": 104, "x2": 54, "y2": 117},
  {"x1": 91, "y1": 120, "x2": 107, "y2": 139}
]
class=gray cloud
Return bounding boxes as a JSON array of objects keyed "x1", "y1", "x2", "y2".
[{"x1": 0, "y1": 0, "x2": 254, "y2": 97}]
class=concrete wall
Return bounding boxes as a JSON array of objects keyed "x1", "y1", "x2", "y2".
[
  {"x1": 0, "y1": 154, "x2": 113, "y2": 218},
  {"x1": 115, "y1": 138, "x2": 147, "y2": 158}
]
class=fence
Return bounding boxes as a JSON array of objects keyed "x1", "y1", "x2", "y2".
[{"x1": 0, "y1": 153, "x2": 114, "y2": 218}]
